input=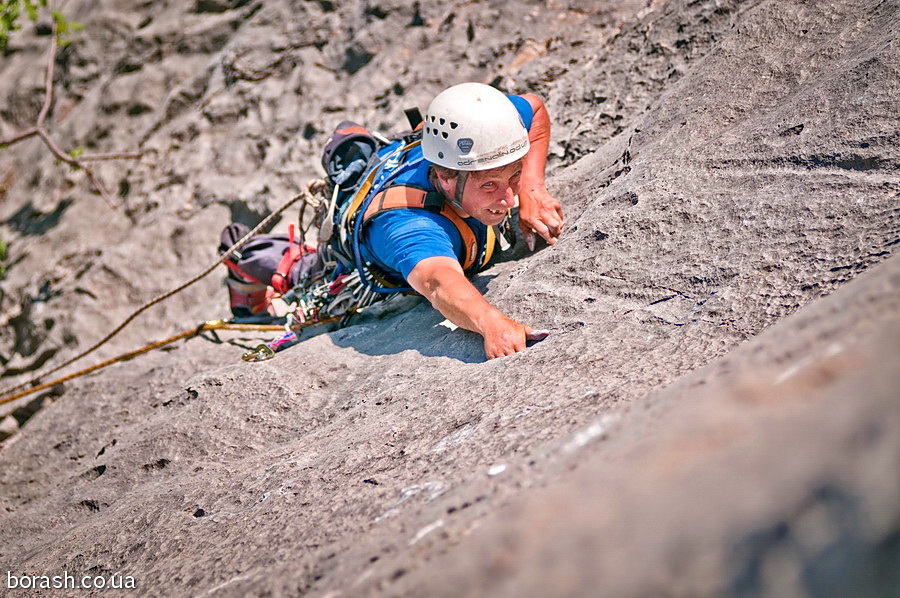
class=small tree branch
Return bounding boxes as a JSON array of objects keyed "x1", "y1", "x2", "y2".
[
  {"x1": 36, "y1": 128, "x2": 118, "y2": 207},
  {"x1": 1, "y1": 21, "x2": 140, "y2": 207},
  {"x1": 36, "y1": 128, "x2": 78, "y2": 166},
  {"x1": 82, "y1": 166, "x2": 118, "y2": 208},
  {"x1": 0, "y1": 127, "x2": 40, "y2": 147},
  {"x1": 36, "y1": 26, "x2": 59, "y2": 127},
  {"x1": 77, "y1": 151, "x2": 143, "y2": 162}
]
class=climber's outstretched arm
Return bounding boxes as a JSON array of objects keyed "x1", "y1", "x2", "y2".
[{"x1": 407, "y1": 256, "x2": 539, "y2": 359}]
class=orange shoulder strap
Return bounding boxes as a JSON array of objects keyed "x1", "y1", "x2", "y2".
[{"x1": 362, "y1": 186, "x2": 488, "y2": 271}]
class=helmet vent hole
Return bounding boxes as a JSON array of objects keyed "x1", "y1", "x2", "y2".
[
  {"x1": 438, "y1": 151, "x2": 444, "y2": 159},
  {"x1": 430, "y1": 115, "x2": 435, "y2": 122},
  {"x1": 439, "y1": 118, "x2": 446, "y2": 125},
  {"x1": 441, "y1": 132, "x2": 449, "y2": 139},
  {"x1": 450, "y1": 122, "x2": 458, "y2": 129}
]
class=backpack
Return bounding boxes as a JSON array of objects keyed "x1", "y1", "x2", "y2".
[{"x1": 316, "y1": 119, "x2": 428, "y2": 292}]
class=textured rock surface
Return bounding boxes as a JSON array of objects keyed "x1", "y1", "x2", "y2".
[{"x1": 0, "y1": 0, "x2": 897, "y2": 596}]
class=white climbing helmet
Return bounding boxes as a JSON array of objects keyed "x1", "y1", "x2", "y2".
[{"x1": 422, "y1": 82, "x2": 530, "y2": 171}]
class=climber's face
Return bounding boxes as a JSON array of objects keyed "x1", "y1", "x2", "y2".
[{"x1": 436, "y1": 160, "x2": 523, "y2": 225}]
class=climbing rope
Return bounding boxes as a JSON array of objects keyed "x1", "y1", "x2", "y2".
[
  {"x1": 0, "y1": 179, "x2": 328, "y2": 403},
  {"x1": 0, "y1": 321, "x2": 302, "y2": 406}
]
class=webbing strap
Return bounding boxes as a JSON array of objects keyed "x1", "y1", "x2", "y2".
[
  {"x1": 272, "y1": 224, "x2": 315, "y2": 294},
  {"x1": 483, "y1": 224, "x2": 497, "y2": 265},
  {"x1": 362, "y1": 186, "x2": 484, "y2": 272},
  {"x1": 351, "y1": 153, "x2": 428, "y2": 293},
  {"x1": 339, "y1": 138, "x2": 497, "y2": 294},
  {"x1": 339, "y1": 140, "x2": 421, "y2": 248},
  {"x1": 223, "y1": 260, "x2": 265, "y2": 285}
]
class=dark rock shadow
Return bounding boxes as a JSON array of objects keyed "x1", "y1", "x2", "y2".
[
  {"x1": 3, "y1": 199, "x2": 74, "y2": 236},
  {"x1": 328, "y1": 301, "x2": 486, "y2": 363},
  {"x1": 226, "y1": 199, "x2": 281, "y2": 232},
  {"x1": 317, "y1": 278, "x2": 501, "y2": 363},
  {"x1": 728, "y1": 484, "x2": 900, "y2": 598},
  {"x1": 193, "y1": 274, "x2": 502, "y2": 362},
  {"x1": 1, "y1": 348, "x2": 58, "y2": 377}
]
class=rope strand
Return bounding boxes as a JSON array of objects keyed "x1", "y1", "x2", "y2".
[
  {"x1": 0, "y1": 180, "x2": 327, "y2": 401},
  {"x1": 0, "y1": 322, "x2": 295, "y2": 406}
]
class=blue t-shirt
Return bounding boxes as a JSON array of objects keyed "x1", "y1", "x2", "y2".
[{"x1": 360, "y1": 95, "x2": 534, "y2": 283}]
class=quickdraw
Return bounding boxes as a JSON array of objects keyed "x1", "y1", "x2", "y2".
[
  {"x1": 240, "y1": 267, "x2": 394, "y2": 362},
  {"x1": 240, "y1": 317, "x2": 341, "y2": 362}
]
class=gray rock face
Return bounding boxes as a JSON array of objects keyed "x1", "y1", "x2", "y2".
[{"x1": 1, "y1": 0, "x2": 897, "y2": 596}]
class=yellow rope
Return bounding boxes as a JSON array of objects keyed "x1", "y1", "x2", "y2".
[
  {"x1": 0, "y1": 180, "x2": 327, "y2": 401},
  {"x1": 0, "y1": 321, "x2": 294, "y2": 406}
]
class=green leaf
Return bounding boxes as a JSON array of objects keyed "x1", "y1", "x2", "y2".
[
  {"x1": 25, "y1": 1, "x2": 39, "y2": 22},
  {"x1": 0, "y1": 2, "x2": 23, "y2": 51},
  {"x1": 68, "y1": 146, "x2": 85, "y2": 158},
  {"x1": 51, "y1": 8, "x2": 64, "y2": 30},
  {"x1": 0, "y1": 237, "x2": 7, "y2": 277},
  {"x1": 50, "y1": 9, "x2": 82, "y2": 46},
  {"x1": 0, "y1": 2, "x2": 76, "y2": 51}
]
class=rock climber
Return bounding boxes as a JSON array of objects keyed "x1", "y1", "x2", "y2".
[{"x1": 222, "y1": 82, "x2": 564, "y2": 359}]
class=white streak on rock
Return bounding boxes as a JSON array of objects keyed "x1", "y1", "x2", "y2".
[{"x1": 409, "y1": 519, "x2": 444, "y2": 546}]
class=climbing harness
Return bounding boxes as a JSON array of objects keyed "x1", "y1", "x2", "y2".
[
  {"x1": 236, "y1": 267, "x2": 392, "y2": 363},
  {"x1": 359, "y1": 185, "x2": 498, "y2": 274},
  {"x1": 325, "y1": 136, "x2": 498, "y2": 295}
]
